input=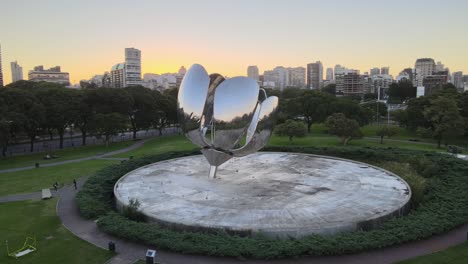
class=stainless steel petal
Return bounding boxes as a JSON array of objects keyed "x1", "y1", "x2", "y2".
[
  {"x1": 232, "y1": 96, "x2": 279, "y2": 156},
  {"x1": 201, "y1": 73, "x2": 225, "y2": 146},
  {"x1": 212, "y1": 77, "x2": 259, "y2": 149},
  {"x1": 177, "y1": 64, "x2": 210, "y2": 147}
]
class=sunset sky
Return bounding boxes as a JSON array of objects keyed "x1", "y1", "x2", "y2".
[{"x1": 1, "y1": 0, "x2": 467, "y2": 85}]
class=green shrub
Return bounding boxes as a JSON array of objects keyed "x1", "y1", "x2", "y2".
[
  {"x1": 378, "y1": 162, "x2": 427, "y2": 206},
  {"x1": 78, "y1": 146, "x2": 468, "y2": 259}
]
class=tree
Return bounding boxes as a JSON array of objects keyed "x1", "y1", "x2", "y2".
[
  {"x1": 285, "y1": 90, "x2": 335, "y2": 133},
  {"x1": 274, "y1": 120, "x2": 307, "y2": 142},
  {"x1": 404, "y1": 96, "x2": 431, "y2": 130},
  {"x1": 375, "y1": 125, "x2": 398, "y2": 144},
  {"x1": 325, "y1": 113, "x2": 362, "y2": 145},
  {"x1": 36, "y1": 87, "x2": 78, "y2": 148},
  {"x1": 321, "y1": 84, "x2": 336, "y2": 96},
  {"x1": 423, "y1": 97, "x2": 464, "y2": 148},
  {"x1": 329, "y1": 99, "x2": 371, "y2": 125},
  {"x1": 125, "y1": 86, "x2": 159, "y2": 139},
  {"x1": 74, "y1": 89, "x2": 95, "y2": 146},
  {"x1": 90, "y1": 113, "x2": 128, "y2": 147},
  {"x1": 152, "y1": 92, "x2": 177, "y2": 136},
  {"x1": 387, "y1": 80, "x2": 416, "y2": 103},
  {"x1": 0, "y1": 88, "x2": 45, "y2": 152}
]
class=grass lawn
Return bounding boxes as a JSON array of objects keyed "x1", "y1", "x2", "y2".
[
  {"x1": 0, "y1": 141, "x2": 132, "y2": 171},
  {"x1": 0, "y1": 199, "x2": 113, "y2": 264},
  {"x1": 399, "y1": 242, "x2": 468, "y2": 264},
  {"x1": 0, "y1": 159, "x2": 118, "y2": 196},
  {"x1": 112, "y1": 135, "x2": 198, "y2": 158}
]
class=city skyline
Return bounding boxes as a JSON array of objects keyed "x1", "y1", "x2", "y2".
[{"x1": 1, "y1": 0, "x2": 467, "y2": 85}]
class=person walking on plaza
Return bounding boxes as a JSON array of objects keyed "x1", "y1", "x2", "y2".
[{"x1": 73, "y1": 179, "x2": 77, "y2": 190}]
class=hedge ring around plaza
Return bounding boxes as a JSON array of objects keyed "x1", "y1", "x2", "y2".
[{"x1": 76, "y1": 146, "x2": 468, "y2": 259}]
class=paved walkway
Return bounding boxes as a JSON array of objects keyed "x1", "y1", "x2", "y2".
[
  {"x1": 1, "y1": 137, "x2": 467, "y2": 263},
  {"x1": 0, "y1": 138, "x2": 151, "y2": 174},
  {"x1": 51, "y1": 180, "x2": 468, "y2": 264}
]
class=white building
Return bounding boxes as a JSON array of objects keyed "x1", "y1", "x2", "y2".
[
  {"x1": 247, "y1": 65, "x2": 259, "y2": 81},
  {"x1": 370, "y1": 67, "x2": 380, "y2": 76},
  {"x1": 326, "y1": 67, "x2": 334, "y2": 81},
  {"x1": 143, "y1": 73, "x2": 177, "y2": 90},
  {"x1": 453, "y1": 71, "x2": 463, "y2": 90},
  {"x1": 288, "y1": 67, "x2": 306, "y2": 88},
  {"x1": 28, "y1": 65, "x2": 70, "y2": 85},
  {"x1": 307, "y1": 61, "x2": 323, "y2": 89},
  {"x1": 414, "y1": 58, "x2": 435, "y2": 87},
  {"x1": 372, "y1": 74, "x2": 394, "y2": 99},
  {"x1": 334, "y1": 64, "x2": 359, "y2": 77},
  {"x1": 124, "y1": 48, "x2": 142, "y2": 86},
  {"x1": 381, "y1": 67, "x2": 389, "y2": 75},
  {"x1": 10, "y1": 61, "x2": 23, "y2": 82}
]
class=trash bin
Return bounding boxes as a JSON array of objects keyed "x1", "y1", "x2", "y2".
[
  {"x1": 108, "y1": 241, "x2": 115, "y2": 252},
  {"x1": 146, "y1": 249, "x2": 157, "y2": 264}
]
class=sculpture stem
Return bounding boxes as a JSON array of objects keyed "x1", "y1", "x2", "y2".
[{"x1": 209, "y1": 165, "x2": 218, "y2": 179}]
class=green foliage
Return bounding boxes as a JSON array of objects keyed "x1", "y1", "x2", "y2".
[
  {"x1": 325, "y1": 113, "x2": 362, "y2": 145},
  {"x1": 378, "y1": 162, "x2": 427, "y2": 206},
  {"x1": 78, "y1": 147, "x2": 468, "y2": 259},
  {"x1": 122, "y1": 198, "x2": 144, "y2": 222},
  {"x1": 375, "y1": 125, "x2": 398, "y2": 144},
  {"x1": 423, "y1": 97, "x2": 465, "y2": 148},
  {"x1": 274, "y1": 120, "x2": 307, "y2": 142},
  {"x1": 387, "y1": 80, "x2": 416, "y2": 103}
]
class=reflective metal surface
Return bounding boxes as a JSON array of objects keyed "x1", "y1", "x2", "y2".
[{"x1": 178, "y1": 64, "x2": 279, "y2": 178}]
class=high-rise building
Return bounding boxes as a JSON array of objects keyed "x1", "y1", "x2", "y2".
[
  {"x1": 110, "y1": 63, "x2": 125, "y2": 88},
  {"x1": 453, "y1": 71, "x2": 463, "y2": 90},
  {"x1": 326, "y1": 67, "x2": 334, "y2": 81},
  {"x1": 372, "y1": 74, "x2": 394, "y2": 99},
  {"x1": 435, "y1": 61, "x2": 445, "y2": 72},
  {"x1": 423, "y1": 72, "x2": 448, "y2": 96},
  {"x1": 381, "y1": 67, "x2": 389, "y2": 75},
  {"x1": 178, "y1": 66, "x2": 187, "y2": 76},
  {"x1": 28, "y1": 65, "x2": 70, "y2": 85},
  {"x1": 307, "y1": 61, "x2": 323, "y2": 89},
  {"x1": 335, "y1": 64, "x2": 359, "y2": 77},
  {"x1": 0, "y1": 44, "x2": 3, "y2": 86},
  {"x1": 247, "y1": 66, "x2": 259, "y2": 81},
  {"x1": 11, "y1": 61, "x2": 23, "y2": 82},
  {"x1": 288, "y1": 67, "x2": 306, "y2": 88},
  {"x1": 414, "y1": 58, "x2": 435, "y2": 86},
  {"x1": 124, "y1": 48, "x2": 142, "y2": 86},
  {"x1": 370, "y1": 67, "x2": 380, "y2": 76},
  {"x1": 335, "y1": 73, "x2": 364, "y2": 96}
]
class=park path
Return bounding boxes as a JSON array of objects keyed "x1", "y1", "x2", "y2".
[
  {"x1": 1, "y1": 137, "x2": 468, "y2": 263},
  {"x1": 54, "y1": 181, "x2": 468, "y2": 264},
  {"x1": 0, "y1": 138, "x2": 151, "y2": 174}
]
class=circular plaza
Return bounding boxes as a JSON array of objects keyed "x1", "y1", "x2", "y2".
[{"x1": 114, "y1": 152, "x2": 411, "y2": 238}]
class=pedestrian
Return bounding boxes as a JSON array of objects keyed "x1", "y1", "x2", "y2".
[
  {"x1": 73, "y1": 179, "x2": 77, "y2": 190},
  {"x1": 53, "y1": 182, "x2": 58, "y2": 191}
]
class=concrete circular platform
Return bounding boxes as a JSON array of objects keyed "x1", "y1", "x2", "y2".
[{"x1": 114, "y1": 152, "x2": 411, "y2": 238}]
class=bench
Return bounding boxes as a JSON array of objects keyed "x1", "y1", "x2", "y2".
[{"x1": 42, "y1": 188, "x2": 52, "y2": 199}]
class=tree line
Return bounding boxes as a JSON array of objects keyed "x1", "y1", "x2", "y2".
[
  {"x1": 0, "y1": 81, "x2": 177, "y2": 156},
  {"x1": 392, "y1": 84, "x2": 468, "y2": 148},
  {"x1": 267, "y1": 88, "x2": 387, "y2": 144}
]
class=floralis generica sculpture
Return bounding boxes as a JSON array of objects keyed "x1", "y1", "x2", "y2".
[{"x1": 177, "y1": 64, "x2": 279, "y2": 178}]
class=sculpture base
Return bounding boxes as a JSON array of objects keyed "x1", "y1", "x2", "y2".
[{"x1": 114, "y1": 152, "x2": 411, "y2": 238}]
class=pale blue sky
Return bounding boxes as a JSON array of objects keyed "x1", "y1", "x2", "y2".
[{"x1": 1, "y1": 0, "x2": 467, "y2": 84}]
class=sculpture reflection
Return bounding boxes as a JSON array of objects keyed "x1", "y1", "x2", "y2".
[{"x1": 178, "y1": 64, "x2": 279, "y2": 178}]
